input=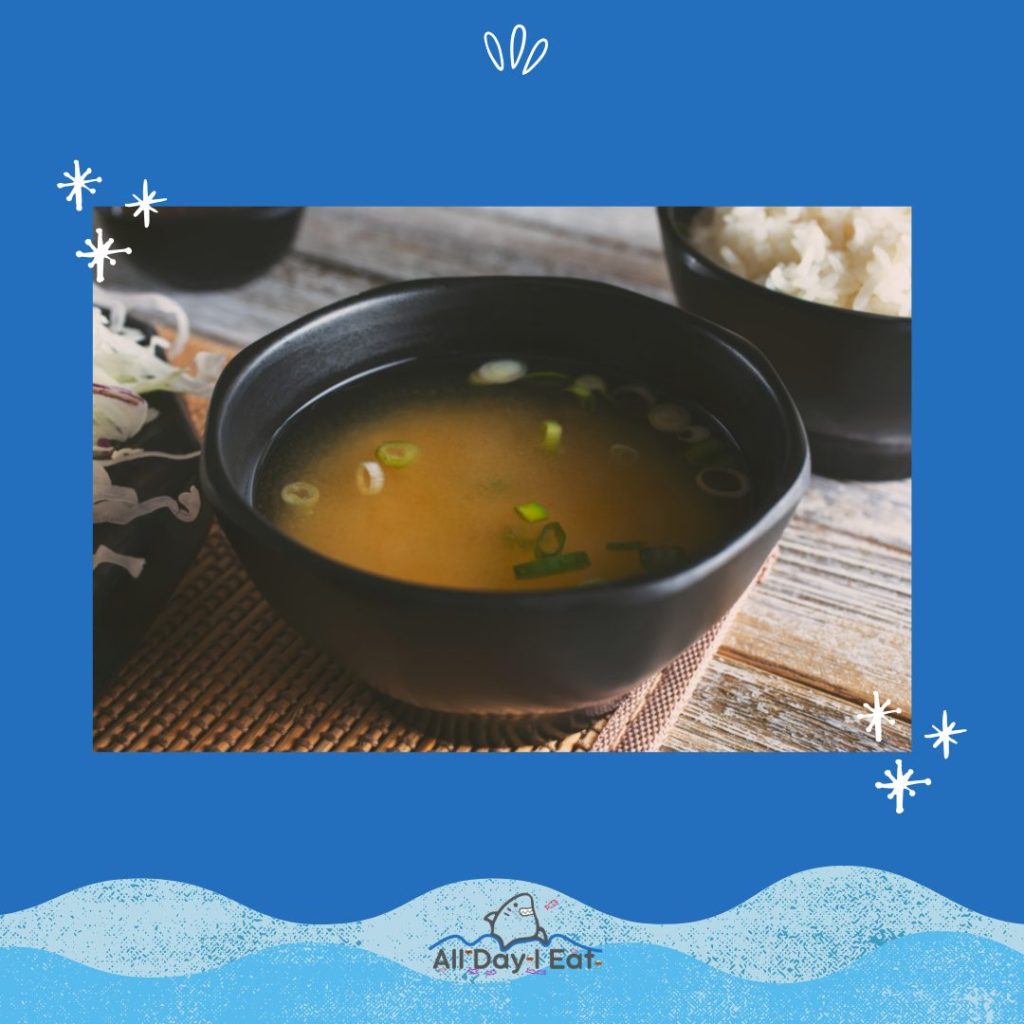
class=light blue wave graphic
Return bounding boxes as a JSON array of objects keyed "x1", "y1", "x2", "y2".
[
  {"x1": 1, "y1": 867, "x2": 1022, "y2": 984},
  {"x1": 1, "y1": 935, "x2": 1021, "y2": 1024}
]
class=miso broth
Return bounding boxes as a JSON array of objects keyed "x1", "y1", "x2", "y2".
[{"x1": 255, "y1": 358, "x2": 754, "y2": 591}]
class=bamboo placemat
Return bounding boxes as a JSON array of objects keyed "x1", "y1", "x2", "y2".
[{"x1": 93, "y1": 337, "x2": 772, "y2": 753}]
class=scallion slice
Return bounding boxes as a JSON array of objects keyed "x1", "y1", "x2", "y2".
[
  {"x1": 356, "y1": 460, "x2": 385, "y2": 495},
  {"x1": 648, "y1": 403, "x2": 692, "y2": 432},
  {"x1": 535, "y1": 521, "x2": 567, "y2": 558},
  {"x1": 515, "y1": 501, "x2": 549, "y2": 523},
  {"x1": 677, "y1": 424, "x2": 712, "y2": 444},
  {"x1": 611, "y1": 384, "x2": 657, "y2": 410},
  {"x1": 281, "y1": 481, "x2": 319, "y2": 508},
  {"x1": 541, "y1": 419, "x2": 562, "y2": 453},
  {"x1": 697, "y1": 466, "x2": 752, "y2": 498},
  {"x1": 470, "y1": 359, "x2": 527, "y2": 385},
  {"x1": 683, "y1": 438, "x2": 735, "y2": 467},
  {"x1": 376, "y1": 441, "x2": 420, "y2": 467},
  {"x1": 514, "y1": 551, "x2": 591, "y2": 580},
  {"x1": 564, "y1": 374, "x2": 606, "y2": 406},
  {"x1": 610, "y1": 443, "x2": 639, "y2": 465},
  {"x1": 524, "y1": 371, "x2": 570, "y2": 382},
  {"x1": 575, "y1": 374, "x2": 607, "y2": 394}
]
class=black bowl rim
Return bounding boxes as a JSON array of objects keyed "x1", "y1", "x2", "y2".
[
  {"x1": 659, "y1": 206, "x2": 912, "y2": 327},
  {"x1": 201, "y1": 275, "x2": 810, "y2": 609}
]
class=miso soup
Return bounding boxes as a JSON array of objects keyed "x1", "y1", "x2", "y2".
[{"x1": 255, "y1": 358, "x2": 754, "y2": 591}]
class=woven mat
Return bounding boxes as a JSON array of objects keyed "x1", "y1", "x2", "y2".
[{"x1": 93, "y1": 337, "x2": 771, "y2": 753}]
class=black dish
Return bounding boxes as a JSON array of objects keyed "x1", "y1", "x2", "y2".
[
  {"x1": 658, "y1": 207, "x2": 911, "y2": 481},
  {"x1": 96, "y1": 207, "x2": 304, "y2": 291},
  {"x1": 201, "y1": 277, "x2": 809, "y2": 732},
  {"x1": 94, "y1": 320, "x2": 211, "y2": 698}
]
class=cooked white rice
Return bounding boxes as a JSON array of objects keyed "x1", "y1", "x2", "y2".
[{"x1": 689, "y1": 206, "x2": 911, "y2": 317}]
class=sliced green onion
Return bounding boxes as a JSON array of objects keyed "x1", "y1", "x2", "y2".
[
  {"x1": 514, "y1": 551, "x2": 591, "y2": 580},
  {"x1": 609, "y1": 443, "x2": 639, "y2": 465},
  {"x1": 575, "y1": 374, "x2": 607, "y2": 394},
  {"x1": 564, "y1": 375, "x2": 606, "y2": 406},
  {"x1": 683, "y1": 438, "x2": 735, "y2": 467},
  {"x1": 611, "y1": 384, "x2": 657, "y2": 410},
  {"x1": 535, "y1": 521, "x2": 567, "y2": 558},
  {"x1": 524, "y1": 371, "x2": 570, "y2": 382},
  {"x1": 640, "y1": 546, "x2": 688, "y2": 573},
  {"x1": 697, "y1": 466, "x2": 751, "y2": 498},
  {"x1": 648, "y1": 403, "x2": 692, "y2": 432},
  {"x1": 502, "y1": 527, "x2": 536, "y2": 550},
  {"x1": 677, "y1": 424, "x2": 712, "y2": 444},
  {"x1": 606, "y1": 540, "x2": 646, "y2": 551},
  {"x1": 470, "y1": 359, "x2": 527, "y2": 385},
  {"x1": 281, "y1": 481, "x2": 319, "y2": 508},
  {"x1": 515, "y1": 501, "x2": 549, "y2": 523},
  {"x1": 376, "y1": 441, "x2": 419, "y2": 467},
  {"x1": 541, "y1": 419, "x2": 562, "y2": 454},
  {"x1": 356, "y1": 460, "x2": 385, "y2": 495}
]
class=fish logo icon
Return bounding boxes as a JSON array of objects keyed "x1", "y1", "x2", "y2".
[{"x1": 483, "y1": 892, "x2": 548, "y2": 950}]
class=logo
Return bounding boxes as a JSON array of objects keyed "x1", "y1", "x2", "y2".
[{"x1": 430, "y1": 891, "x2": 602, "y2": 978}]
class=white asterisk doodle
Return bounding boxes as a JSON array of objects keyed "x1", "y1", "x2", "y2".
[
  {"x1": 56, "y1": 159, "x2": 102, "y2": 212},
  {"x1": 124, "y1": 179, "x2": 167, "y2": 228},
  {"x1": 855, "y1": 691, "x2": 902, "y2": 743},
  {"x1": 924, "y1": 710, "x2": 966, "y2": 760},
  {"x1": 875, "y1": 759, "x2": 931, "y2": 814},
  {"x1": 76, "y1": 228, "x2": 132, "y2": 284}
]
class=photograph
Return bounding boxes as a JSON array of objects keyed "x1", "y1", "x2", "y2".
[
  {"x1": 9, "y1": 8, "x2": 1020, "y2": 1024},
  {"x1": 92, "y1": 206, "x2": 911, "y2": 753}
]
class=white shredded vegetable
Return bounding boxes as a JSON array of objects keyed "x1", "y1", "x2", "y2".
[
  {"x1": 93, "y1": 290, "x2": 221, "y2": 577},
  {"x1": 93, "y1": 544, "x2": 146, "y2": 578}
]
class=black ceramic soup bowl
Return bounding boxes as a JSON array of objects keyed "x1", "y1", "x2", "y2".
[
  {"x1": 202, "y1": 277, "x2": 809, "y2": 734},
  {"x1": 658, "y1": 207, "x2": 911, "y2": 481}
]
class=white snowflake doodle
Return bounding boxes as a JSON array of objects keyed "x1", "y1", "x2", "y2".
[
  {"x1": 124, "y1": 179, "x2": 167, "y2": 228},
  {"x1": 875, "y1": 759, "x2": 931, "y2": 814},
  {"x1": 924, "y1": 710, "x2": 966, "y2": 760},
  {"x1": 56, "y1": 159, "x2": 102, "y2": 212},
  {"x1": 76, "y1": 228, "x2": 131, "y2": 284},
  {"x1": 856, "y1": 691, "x2": 902, "y2": 743}
]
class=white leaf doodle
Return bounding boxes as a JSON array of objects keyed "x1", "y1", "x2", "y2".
[{"x1": 484, "y1": 24, "x2": 548, "y2": 76}]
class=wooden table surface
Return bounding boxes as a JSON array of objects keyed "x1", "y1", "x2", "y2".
[{"x1": 107, "y1": 207, "x2": 912, "y2": 752}]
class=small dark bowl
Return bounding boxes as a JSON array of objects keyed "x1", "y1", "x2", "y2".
[
  {"x1": 201, "y1": 277, "x2": 809, "y2": 733},
  {"x1": 96, "y1": 207, "x2": 304, "y2": 291},
  {"x1": 658, "y1": 207, "x2": 911, "y2": 480}
]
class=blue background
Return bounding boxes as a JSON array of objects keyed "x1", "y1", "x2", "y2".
[{"x1": 3, "y1": 1, "x2": 1020, "y2": 924}]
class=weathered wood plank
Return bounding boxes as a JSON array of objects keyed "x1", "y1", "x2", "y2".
[
  {"x1": 293, "y1": 206, "x2": 675, "y2": 301},
  {"x1": 725, "y1": 511, "x2": 911, "y2": 715},
  {"x1": 662, "y1": 655, "x2": 911, "y2": 753},
  {"x1": 477, "y1": 206, "x2": 665, "y2": 252},
  {"x1": 103, "y1": 249, "x2": 384, "y2": 347}
]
